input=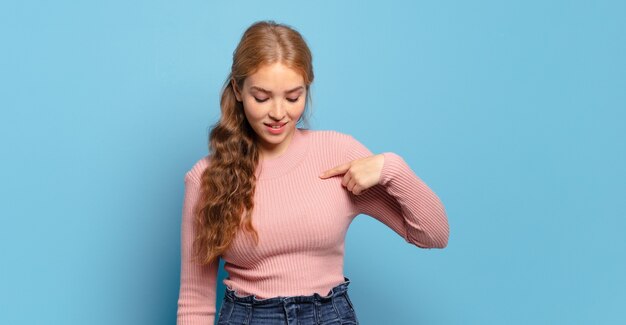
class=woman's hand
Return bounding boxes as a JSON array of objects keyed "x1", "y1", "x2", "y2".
[{"x1": 318, "y1": 154, "x2": 385, "y2": 195}]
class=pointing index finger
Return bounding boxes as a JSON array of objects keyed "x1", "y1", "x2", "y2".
[{"x1": 319, "y1": 162, "x2": 350, "y2": 178}]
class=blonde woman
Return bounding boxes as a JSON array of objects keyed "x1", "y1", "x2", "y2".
[{"x1": 176, "y1": 20, "x2": 449, "y2": 325}]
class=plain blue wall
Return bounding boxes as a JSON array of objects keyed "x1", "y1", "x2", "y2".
[{"x1": 1, "y1": 1, "x2": 624, "y2": 324}]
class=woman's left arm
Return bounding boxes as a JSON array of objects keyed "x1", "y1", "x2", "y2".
[{"x1": 339, "y1": 135, "x2": 450, "y2": 248}]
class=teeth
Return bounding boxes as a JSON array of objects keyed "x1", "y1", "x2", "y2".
[{"x1": 271, "y1": 125, "x2": 281, "y2": 128}]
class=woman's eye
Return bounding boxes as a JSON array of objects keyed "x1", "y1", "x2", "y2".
[{"x1": 253, "y1": 96, "x2": 299, "y2": 103}]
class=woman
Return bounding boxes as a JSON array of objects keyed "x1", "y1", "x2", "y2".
[{"x1": 176, "y1": 20, "x2": 449, "y2": 325}]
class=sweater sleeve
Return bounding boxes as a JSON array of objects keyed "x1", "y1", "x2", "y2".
[
  {"x1": 176, "y1": 171, "x2": 220, "y2": 325},
  {"x1": 344, "y1": 135, "x2": 449, "y2": 248}
]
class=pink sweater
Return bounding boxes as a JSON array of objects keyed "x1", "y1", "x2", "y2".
[{"x1": 176, "y1": 128, "x2": 449, "y2": 325}]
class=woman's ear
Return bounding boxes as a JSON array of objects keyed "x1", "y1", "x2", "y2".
[{"x1": 231, "y1": 79, "x2": 242, "y2": 102}]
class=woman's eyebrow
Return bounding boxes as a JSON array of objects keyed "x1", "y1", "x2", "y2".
[{"x1": 250, "y1": 86, "x2": 304, "y2": 94}]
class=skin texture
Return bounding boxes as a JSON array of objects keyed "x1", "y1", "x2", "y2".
[{"x1": 233, "y1": 62, "x2": 385, "y2": 196}]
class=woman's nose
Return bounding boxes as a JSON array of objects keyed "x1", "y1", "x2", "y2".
[{"x1": 268, "y1": 100, "x2": 286, "y2": 119}]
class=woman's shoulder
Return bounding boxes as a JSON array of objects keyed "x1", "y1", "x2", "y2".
[
  {"x1": 303, "y1": 128, "x2": 354, "y2": 144},
  {"x1": 184, "y1": 154, "x2": 211, "y2": 184}
]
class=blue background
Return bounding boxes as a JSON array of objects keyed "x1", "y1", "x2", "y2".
[{"x1": 1, "y1": 1, "x2": 624, "y2": 324}]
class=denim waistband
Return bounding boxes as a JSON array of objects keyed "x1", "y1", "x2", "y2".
[{"x1": 224, "y1": 277, "x2": 352, "y2": 306}]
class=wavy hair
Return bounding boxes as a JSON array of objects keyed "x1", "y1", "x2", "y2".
[{"x1": 191, "y1": 20, "x2": 315, "y2": 266}]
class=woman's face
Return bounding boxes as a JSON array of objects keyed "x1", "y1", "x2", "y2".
[{"x1": 232, "y1": 62, "x2": 307, "y2": 160}]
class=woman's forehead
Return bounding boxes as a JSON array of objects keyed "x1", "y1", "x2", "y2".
[{"x1": 244, "y1": 63, "x2": 305, "y2": 91}]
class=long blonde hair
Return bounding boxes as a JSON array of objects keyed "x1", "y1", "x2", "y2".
[{"x1": 192, "y1": 20, "x2": 315, "y2": 266}]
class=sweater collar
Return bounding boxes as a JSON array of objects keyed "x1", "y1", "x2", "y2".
[{"x1": 255, "y1": 127, "x2": 310, "y2": 180}]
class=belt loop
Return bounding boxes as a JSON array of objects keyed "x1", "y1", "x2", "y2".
[
  {"x1": 282, "y1": 297, "x2": 297, "y2": 325},
  {"x1": 314, "y1": 300, "x2": 321, "y2": 325},
  {"x1": 283, "y1": 299, "x2": 289, "y2": 323}
]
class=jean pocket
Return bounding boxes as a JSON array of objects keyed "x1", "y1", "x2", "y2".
[
  {"x1": 331, "y1": 294, "x2": 359, "y2": 325},
  {"x1": 343, "y1": 293, "x2": 356, "y2": 312},
  {"x1": 216, "y1": 298, "x2": 233, "y2": 325}
]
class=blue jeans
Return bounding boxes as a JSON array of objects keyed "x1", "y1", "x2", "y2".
[{"x1": 216, "y1": 276, "x2": 360, "y2": 325}]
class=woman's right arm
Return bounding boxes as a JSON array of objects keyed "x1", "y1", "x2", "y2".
[{"x1": 176, "y1": 171, "x2": 220, "y2": 325}]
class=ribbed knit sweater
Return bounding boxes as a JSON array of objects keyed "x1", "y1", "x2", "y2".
[{"x1": 176, "y1": 128, "x2": 449, "y2": 325}]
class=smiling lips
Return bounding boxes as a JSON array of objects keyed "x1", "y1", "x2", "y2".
[
  {"x1": 264, "y1": 122, "x2": 287, "y2": 134},
  {"x1": 264, "y1": 122, "x2": 287, "y2": 127}
]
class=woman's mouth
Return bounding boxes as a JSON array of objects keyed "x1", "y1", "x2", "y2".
[{"x1": 264, "y1": 122, "x2": 287, "y2": 134}]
